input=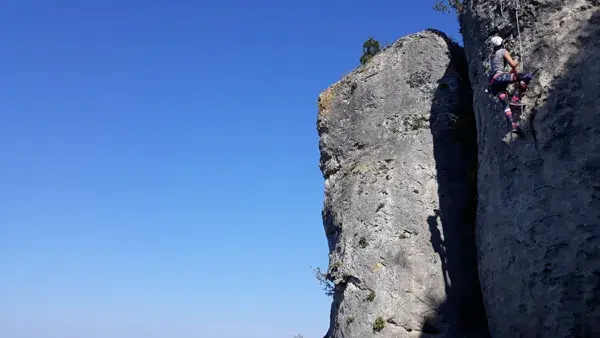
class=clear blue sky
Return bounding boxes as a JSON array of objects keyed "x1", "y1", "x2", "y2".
[{"x1": 0, "y1": 1, "x2": 460, "y2": 337}]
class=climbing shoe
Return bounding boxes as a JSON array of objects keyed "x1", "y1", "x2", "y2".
[{"x1": 511, "y1": 124, "x2": 524, "y2": 136}]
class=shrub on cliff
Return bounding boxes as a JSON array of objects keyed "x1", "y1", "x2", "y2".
[
  {"x1": 433, "y1": 0, "x2": 464, "y2": 32},
  {"x1": 432, "y1": 0, "x2": 463, "y2": 15},
  {"x1": 359, "y1": 37, "x2": 381, "y2": 65},
  {"x1": 313, "y1": 266, "x2": 334, "y2": 296}
]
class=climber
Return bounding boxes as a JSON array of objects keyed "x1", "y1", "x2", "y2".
[{"x1": 487, "y1": 36, "x2": 533, "y2": 133}]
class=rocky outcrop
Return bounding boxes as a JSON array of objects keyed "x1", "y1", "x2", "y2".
[
  {"x1": 461, "y1": 0, "x2": 600, "y2": 336},
  {"x1": 317, "y1": 30, "x2": 488, "y2": 337}
]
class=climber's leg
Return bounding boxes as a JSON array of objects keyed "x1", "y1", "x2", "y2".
[
  {"x1": 495, "y1": 71, "x2": 532, "y2": 87},
  {"x1": 494, "y1": 72, "x2": 517, "y2": 86},
  {"x1": 510, "y1": 73, "x2": 533, "y2": 104},
  {"x1": 498, "y1": 92, "x2": 520, "y2": 131},
  {"x1": 517, "y1": 73, "x2": 533, "y2": 84}
]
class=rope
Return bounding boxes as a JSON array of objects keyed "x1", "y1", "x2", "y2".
[
  {"x1": 500, "y1": 0, "x2": 509, "y2": 21},
  {"x1": 514, "y1": 0, "x2": 524, "y2": 68},
  {"x1": 512, "y1": 0, "x2": 526, "y2": 126}
]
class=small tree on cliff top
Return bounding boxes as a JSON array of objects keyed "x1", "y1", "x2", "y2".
[
  {"x1": 432, "y1": 0, "x2": 463, "y2": 15},
  {"x1": 433, "y1": 0, "x2": 464, "y2": 32},
  {"x1": 359, "y1": 37, "x2": 381, "y2": 65}
]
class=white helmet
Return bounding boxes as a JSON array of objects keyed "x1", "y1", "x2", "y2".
[{"x1": 491, "y1": 36, "x2": 503, "y2": 47}]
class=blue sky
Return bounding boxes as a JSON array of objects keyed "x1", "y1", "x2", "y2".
[{"x1": 0, "y1": 1, "x2": 460, "y2": 337}]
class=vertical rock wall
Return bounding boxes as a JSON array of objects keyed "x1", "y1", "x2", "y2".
[
  {"x1": 317, "y1": 29, "x2": 488, "y2": 338},
  {"x1": 461, "y1": 0, "x2": 600, "y2": 336}
]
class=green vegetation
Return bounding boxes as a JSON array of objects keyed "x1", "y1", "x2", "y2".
[
  {"x1": 360, "y1": 37, "x2": 381, "y2": 65},
  {"x1": 407, "y1": 115, "x2": 430, "y2": 130},
  {"x1": 433, "y1": 0, "x2": 464, "y2": 30},
  {"x1": 432, "y1": 0, "x2": 463, "y2": 15},
  {"x1": 359, "y1": 237, "x2": 368, "y2": 248},
  {"x1": 365, "y1": 291, "x2": 376, "y2": 302},
  {"x1": 313, "y1": 266, "x2": 334, "y2": 296},
  {"x1": 347, "y1": 316, "x2": 355, "y2": 324},
  {"x1": 373, "y1": 317, "x2": 386, "y2": 332}
]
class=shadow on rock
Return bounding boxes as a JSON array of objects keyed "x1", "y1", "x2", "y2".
[{"x1": 421, "y1": 31, "x2": 491, "y2": 338}]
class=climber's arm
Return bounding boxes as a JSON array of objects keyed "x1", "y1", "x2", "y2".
[{"x1": 504, "y1": 50, "x2": 518, "y2": 69}]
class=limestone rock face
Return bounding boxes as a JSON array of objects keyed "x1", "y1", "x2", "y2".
[
  {"x1": 461, "y1": 1, "x2": 600, "y2": 336},
  {"x1": 317, "y1": 29, "x2": 488, "y2": 338}
]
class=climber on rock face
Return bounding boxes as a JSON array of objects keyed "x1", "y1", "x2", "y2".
[{"x1": 487, "y1": 36, "x2": 533, "y2": 133}]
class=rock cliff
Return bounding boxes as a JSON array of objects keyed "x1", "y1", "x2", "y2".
[
  {"x1": 317, "y1": 2, "x2": 600, "y2": 337},
  {"x1": 317, "y1": 30, "x2": 488, "y2": 337},
  {"x1": 460, "y1": 0, "x2": 600, "y2": 336}
]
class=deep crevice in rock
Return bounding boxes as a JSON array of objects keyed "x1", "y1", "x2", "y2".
[{"x1": 424, "y1": 30, "x2": 491, "y2": 338}]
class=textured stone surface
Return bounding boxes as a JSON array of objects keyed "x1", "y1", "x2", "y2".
[
  {"x1": 317, "y1": 30, "x2": 488, "y2": 338},
  {"x1": 461, "y1": 0, "x2": 600, "y2": 336}
]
